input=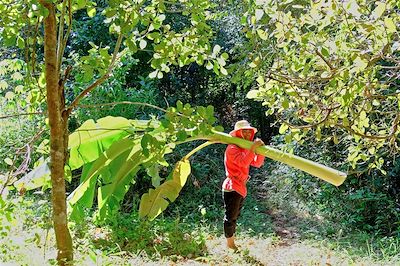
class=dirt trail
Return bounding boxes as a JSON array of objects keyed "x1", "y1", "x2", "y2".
[{"x1": 143, "y1": 235, "x2": 350, "y2": 266}]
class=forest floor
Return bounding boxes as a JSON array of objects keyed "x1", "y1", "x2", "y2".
[
  {"x1": 1, "y1": 181, "x2": 399, "y2": 265},
  {"x1": 129, "y1": 212, "x2": 397, "y2": 266},
  {"x1": 2, "y1": 202, "x2": 398, "y2": 266},
  {"x1": 72, "y1": 212, "x2": 398, "y2": 266}
]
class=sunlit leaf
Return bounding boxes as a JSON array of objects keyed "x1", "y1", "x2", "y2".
[
  {"x1": 87, "y1": 7, "x2": 96, "y2": 18},
  {"x1": 68, "y1": 116, "x2": 132, "y2": 169},
  {"x1": 147, "y1": 164, "x2": 161, "y2": 187},
  {"x1": 246, "y1": 90, "x2": 258, "y2": 99},
  {"x1": 14, "y1": 160, "x2": 51, "y2": 191},
  {"x1": 255, "y1": 9, "x2": 264, "y2": 21},
  {"x1": 38, "y1": 72, "x2": 46, "y2": 88},
  {"x1": 139, "y1": 159, "x2": 191, "y2": 220},
  {"x1": 16, "y1": 36, "x2": 25, "y2": 49},
  {"x1": 279, "y1": 123, "x2": 288, "y2": 134},
  {"x1": 149, "y1": 70, "x2": 158, "y2": 78},
  {"x1": 321, "y1": 47, "x2": 330, "y2": 57},
  {"x1": 0, "y1": 80, "x2": 8, "y2": 90},
  {"x1": 384, "y1": 17, "x2": 397, "y2": 33},
  {"x1": 11, "y1": 72, "x2": 23, "y2": 81},
  {"x1": 220, "y1": 66, "x2": 228, "y2": 75},
  {"x1": 257, "y1": 29, "x2": 268, "y2": 40},
  {"x1": 221, "y1": 52, "x2": 229, "y2": 60},
  {"x1": 4, "y1": 158, "x2": 13, "y2": 166},
  {"x1": 372, "y1": 2, "x2": 385, "y2": 19},
  {"x1": 172, "y1": 159, "x2": 190, "y2": 187},
  {"x1": 213, "y1": 44, "x2": 221, "y2": 55},
  {"x1": 5, "y1": 91, "x2": 14, "y2": 100},
  {"x1": 139, "y1": 39, "x2": 147, "y2": 49}
]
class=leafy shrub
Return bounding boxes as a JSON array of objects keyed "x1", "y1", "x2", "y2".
[
  {"x1": 0, "y1": 197, "x2": 14, "y2": 238},
  {"x1": 263, "y1": 135, "x2": 400, "y2": 238},
  {"x1": 0, "y1": 192, "x2": 53, "y2": 265},
  {"x1": 0, "y1": 116, "x2": 46, "y2": 175},
  {"x1": 85, "y1": 211, "x2": 207, "y2": 259},
  {"x1": 70, "y1": 55, "x2": 161, "y2": 130}
]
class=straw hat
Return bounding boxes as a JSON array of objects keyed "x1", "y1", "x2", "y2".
[{"x1": 229, "y1": 120, "x2": 257, "y2": 136}]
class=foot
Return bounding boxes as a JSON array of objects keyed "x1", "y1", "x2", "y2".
[{"x1": 226, "y1": 237, "x2": 238, "y2": 250}]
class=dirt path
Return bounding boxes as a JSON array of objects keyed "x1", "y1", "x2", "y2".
[{"x1": 132, "y1": 235, "x2": 348, "y2": 266}]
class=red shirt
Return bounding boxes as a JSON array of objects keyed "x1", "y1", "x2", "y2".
[{"x1": 222, "y1": 144, "x2": 265, "y2": 197}]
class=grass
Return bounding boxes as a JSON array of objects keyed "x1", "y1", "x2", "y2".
[
  {"x1": 0, "y1": 189, "x2": 399, "y2": 266},
  {"x1": 0, "y1": 150, "x2": 399, "y2": 265}
]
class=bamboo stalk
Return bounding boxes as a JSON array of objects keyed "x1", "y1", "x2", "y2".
[{"x1": 210, "y1": 131, "x2": 347, "y2": 186}]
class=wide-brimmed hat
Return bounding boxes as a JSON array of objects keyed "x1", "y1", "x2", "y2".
[{"x1": 229, "y1": 120, "x2": 257, "y2": 136}]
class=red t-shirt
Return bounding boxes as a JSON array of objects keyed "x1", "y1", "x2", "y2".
[{"x1": 222, "y1": 142, "x2": 265, "y2": 198}]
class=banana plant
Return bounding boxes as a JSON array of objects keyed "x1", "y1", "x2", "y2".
[{"x1": 15, "y1": 102, "x2": 347, "y2": 222}]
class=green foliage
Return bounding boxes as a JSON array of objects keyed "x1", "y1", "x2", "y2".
[
  {"x1": 243, "y1": 0, "x2": 400, "y2": 171},
  {"x1": 1, "y1": 190, "x2": 399, "y2": 265},
  {"x1": 68, "y1": 138, "x2": 139, "y2": 221},
  {"x1": 264, "y1": 135, "x2": 399, "y2": 238},
  {"x1": 13, "y1": 158, "x2": 51, "y2": 191},
  {"x1": 1, "y1": 0, "x2": 229, "y2": 135},
  {"x1": 21, "y1": 105, "x2": 349, "y2": 222},
  {"x1": 139, "y1": 159, "x2": 190, "y2": 220},
  {"x1": 14, "y1": 116, "x2": 134, "y2": 192},
  {"x1": 72, "y1": 57, "x2": 159, "y2": 124},
  {"x1": 0, "y1": 114, "x2": 47, "y2": 194},
  {"x1": 0, "y1": 57, "x2": 46, "y2": 119},
  {"x1": 0, "y1": 192, "x2": 53, "y2": 265},
  {"x1": 90, "y1": 211, "x2": 207, "y2": 260},
  {"x1": 21, "y1": 102, "x2": 220, "y2": 222},
  {"x1": 0, "y1": 197, "x2": 14, "y2": 238},
  {"x1": 68, "y1": 116, "x2": 133, "y2": 169}
]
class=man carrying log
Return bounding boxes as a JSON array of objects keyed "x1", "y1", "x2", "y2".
[{"x1": 222, "y1": 120, "x2": 265, "y2": 250}]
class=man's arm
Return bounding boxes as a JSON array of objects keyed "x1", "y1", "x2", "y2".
[
  {"x1": 251, "y1": 155, "x2": 265, "y2": 168},
  {"x1": 227, "y1": 145, "x2": 256, "y2": 166},
  {"x1": 250, "y1": 138, "x2": 265, "y2": 168},
  {"x1": 227, "y1": 138, "x2": 265, "y2": 167}
]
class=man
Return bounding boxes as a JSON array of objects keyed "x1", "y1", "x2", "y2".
[{"x1": 222, "y1": 120, "x2": 265, "y2": 250}]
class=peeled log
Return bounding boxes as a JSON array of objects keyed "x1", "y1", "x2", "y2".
[{"x1": 210, "y1": 132, "x2": 347, "y2": 186}]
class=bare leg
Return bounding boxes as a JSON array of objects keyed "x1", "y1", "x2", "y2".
[{"x1": 226, "y1": 236, "x2": 238, "y2": 250}]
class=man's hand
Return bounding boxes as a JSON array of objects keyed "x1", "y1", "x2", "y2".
[{"x1": 250, "y1": 138, "x2": 265, "y2": 152}]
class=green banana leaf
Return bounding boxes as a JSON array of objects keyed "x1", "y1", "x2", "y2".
[{"x1": 139, "y1": 159, "x2": 191, "y2": 220}]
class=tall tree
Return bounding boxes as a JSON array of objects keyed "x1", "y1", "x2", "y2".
[
  {"x1": 242, "y1": 0, "x2": 400, "y2": 172},
  {"x1": 40, "y1": 0, "x2": 73, "y2": 262},
  {"x1": 1, "y1": 0, "x2": 228, "y2": 263}
]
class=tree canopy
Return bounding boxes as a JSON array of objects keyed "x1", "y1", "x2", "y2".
[{"x1": 244, "y1": 0, "x2": 400, "y2": 173}]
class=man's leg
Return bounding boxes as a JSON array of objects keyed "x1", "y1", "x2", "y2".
[{"x1": 223, "y1": 191, "x2": 244, "y2": 250}]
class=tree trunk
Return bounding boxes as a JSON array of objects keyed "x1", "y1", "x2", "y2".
[{"x1": 41, "y1": 1, "x2": 73, "y2": 264}]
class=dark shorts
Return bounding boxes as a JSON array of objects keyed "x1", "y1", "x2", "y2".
[{"x1": 223, "y1": 191, "x2": 244, "y2": 238}]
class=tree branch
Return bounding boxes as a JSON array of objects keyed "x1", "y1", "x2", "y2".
[
  {"x1": 183, "y1": 141, "x2": 217, "y2": 160},
  {"x1": 367, "y1": 43, "x2": 390, "y2": 67},
  {"x1": 59, "y1": 65, "x2": 72, "y2": 89},
  {"x1": 77, "y1": 101, "x2": 168, "y2": 113},
  {"x1": 31, "y1": 17, "x2": 40, "y2": 75},
  {"x1": 66, "y1": 33, "x2": 124, "y2": 114},
  {"x1": 337, "y1": 0, "x2": 363, "y2": 47},
  {"x1": 24, "y1": 4, "x2": 31, "y2": 78},
  {"x1": 57, "y1": 0, "x2": 67, "y2": 73},
  {"x1": 280, "y1": 108, "x2": 333, "y2": 130},
  {"x1": 315, "y1": 48, "x2": 335, "y2": 70},
  {"x1": 0, "y1": 112, "x2": 45, "y2": 119},
  {"x1": 336, "y1": 113, "x2": 400, "y2": 140},
  {"x1": 58, "y1": 0, "x2": 73, "y2": 73},
  {"x1": 0, "y1": 144, "x2": 31, "y2": 195}
]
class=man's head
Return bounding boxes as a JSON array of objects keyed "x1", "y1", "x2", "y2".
[
  {"x1": 229, "y1": 120, "x2": 257, "y2": 140},
  {"x1": 239, "y1": 128, "x2": 254, "y2": 140},
  {"x1": 238, "y1": 129, "x2": 254, "y2": 140}
]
